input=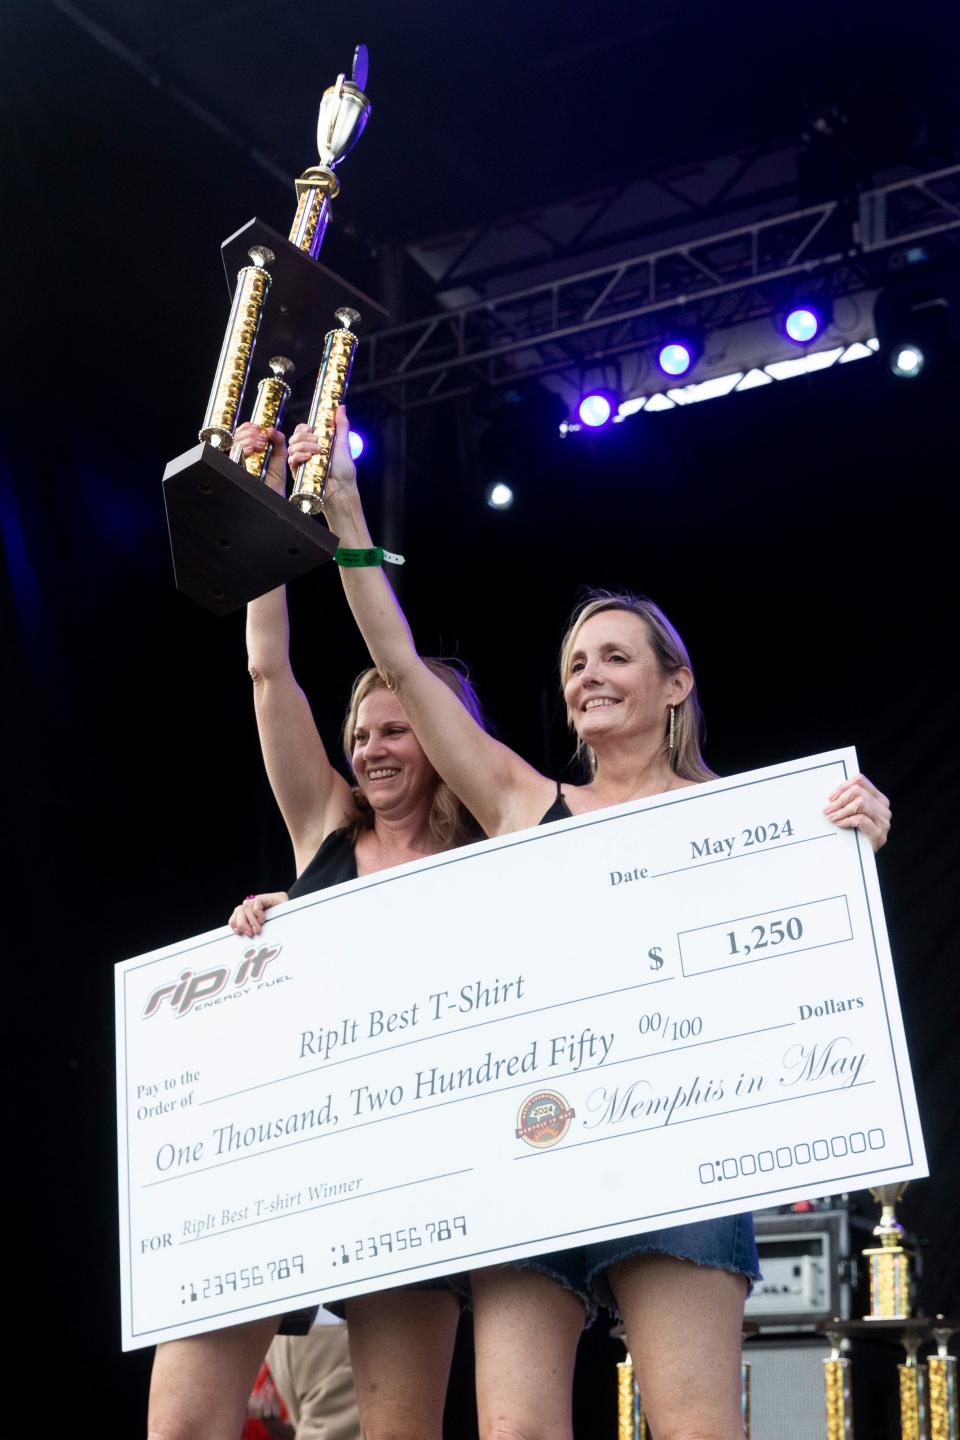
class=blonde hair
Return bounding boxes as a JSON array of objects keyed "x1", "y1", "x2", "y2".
[
  {"x1": 341, "y1": 660, "x2": 485, "y2": 847},
  {"x1": 559, "y1": 590, "x2": 715, "y2": 783}
]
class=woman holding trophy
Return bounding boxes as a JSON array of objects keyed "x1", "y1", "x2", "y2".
[
  {"x1": 297, "y1": 406, "x2": 892, "y2": 1440},
  {"x1": 148, "y1": 422, "x2": 483, "y2": 1440}
]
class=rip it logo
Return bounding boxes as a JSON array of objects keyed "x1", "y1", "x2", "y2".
[{"x1": 142, "y1": 944, "x2": 282, "y2": 1019}]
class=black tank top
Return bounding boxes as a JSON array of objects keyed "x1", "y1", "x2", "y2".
[
  {"x1": 292, "y1": 786, "x2": 567, "y2": 899},
  {"x1": 539, "y1": 781, "x2": 571, "y2": 825},
  {"x1": 287, "y1": 828, "x2": 358, "y2": 899}
]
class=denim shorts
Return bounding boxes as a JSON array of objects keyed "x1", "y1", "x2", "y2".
[{"x1": 513, "y1": 1214, "x2": 761, "y2": 1324}]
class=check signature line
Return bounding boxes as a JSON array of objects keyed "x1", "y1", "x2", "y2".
[
  {"x1": 178, "y1": 1167, "x2": 474, "y2": 1245},
  {"x1": 513, "y1": 1078, "x2": 877, "y2": 1159},
  {"x1": 199, "y1": 975, "x2": 676, "y2": 1109}
]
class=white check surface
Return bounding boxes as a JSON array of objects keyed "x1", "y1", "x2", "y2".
[{"x1": 116, "y1": 749, "x2": 926, "y2": 1348}]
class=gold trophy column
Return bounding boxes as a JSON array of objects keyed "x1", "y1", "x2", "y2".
[
  {"x1": 929, "y1": 1324, "x2": 958, "y2": 1440},
  {"x1": 291, "y1": 308, "x2": 360, "y2": 514},
  {"x1": 289, "y1": 166, "x2": 339, "y2": 258},
  {"x1": 616, "y1": 1354, "x2": 647, "y2": 1440},
  {"x1": 199, "y1": 245, "x2": 274, "y2": 449},
  {"x1": 865, "y1": 1185, "x2": 913, "y2": 1320},
  {"x1": 899, "y1": 1333, "x2": 928, "y2": 1440},
  {"x1": 824, "y1": 1328, "x2": 855, "y2": 1440},
  {"x1": 232, "y1": 357, "x2": 295, "y2": 479}
]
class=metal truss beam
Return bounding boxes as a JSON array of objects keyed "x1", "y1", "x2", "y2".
[
  {"x1": 408, "y1": 142, "x2": 799, "y2": 292},
  {"x1": 351, "y1": 166, "x2": 959, "y2": 412}
]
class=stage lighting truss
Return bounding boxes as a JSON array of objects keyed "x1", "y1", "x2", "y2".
[{"x1": 350, "y1": 165, "x2": 958, "y2": 414}]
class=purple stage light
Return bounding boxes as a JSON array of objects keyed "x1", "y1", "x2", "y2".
[
  {"x1": 784, "y1": 307, "x2": 821, "y2": 344},
  {"x1": 578, "y1": 393, "x2": 613, "y2": 427},
  {"x1": 658, "y1": 342, "x2": 693, "y2": 377},
  {"x1": 348, "y1": 429, "x2": 365, "y2": 460}
]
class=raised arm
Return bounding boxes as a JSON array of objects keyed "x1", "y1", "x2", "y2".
[
  {"x1": 291, "y1": 410, "x2": 553, "y2": 838},
  {"x1": 235, "y1": 424, "x2": 354, "y2": 874}
]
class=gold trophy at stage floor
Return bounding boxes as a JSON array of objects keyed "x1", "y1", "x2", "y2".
[
  {"x1": 818, "y1": 1185, "x2": 957, "y2": 1440},
  {"x1": 162, "y1": 44, "x2": 386, "y2": 614},
  {"x1": 864, "y1": 1182, "x2": 913, "y2": 1320}
]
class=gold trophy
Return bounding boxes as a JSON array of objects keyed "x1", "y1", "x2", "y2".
[
  {"x1": 816, "y1": 1187, "x2": 958, "y2": 1440},
  {"x1": 162, "y1": 44, "x2": 385, "y2": 614},
  {"x1": 864, "y1": 1184, "x2": 913, "y2": 1319}
]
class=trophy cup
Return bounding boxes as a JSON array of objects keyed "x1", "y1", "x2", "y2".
[
  {"x1": 161, "y1": 45, "x2": 386, "y2": 614},
  {"x1": 864, "y1": 1183, "x2": 914, "y2": 1320}
]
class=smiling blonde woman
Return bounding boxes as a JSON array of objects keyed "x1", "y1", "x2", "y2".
[
  {"x1": 147, "y1": 422, "x2": 485, "y2": 1440},
  {"x1": 299, "y1": 404, "x2": 892, "y2": 1440}
]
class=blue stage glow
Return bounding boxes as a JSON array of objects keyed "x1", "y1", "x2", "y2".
[
  {"x1": 658, "y1": 342, "x2": 693, "y2": 377},
  {"x1": 0, "y1": 460, "x2": 47, "y2": 649},
  {"x1": 578, "y1": 394, "x2": 613, "y2": 427},
  {"x1": 784, "y1": 307, "x2": 821, "y2": 343},
  {"x1": 348, "y1": 430, "x2": 365, "y2": 460}
]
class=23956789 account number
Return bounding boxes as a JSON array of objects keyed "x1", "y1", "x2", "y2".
[
  {"x1": 180, "y1": 1254, "x2": 305, "y2": 1304},
  {"x1": 331, "y1": 1216, "x2": 468, "y2": 1266}
]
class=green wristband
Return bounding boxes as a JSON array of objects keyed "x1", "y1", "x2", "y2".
[{"x1": 333, "y1": 546, "x2": 405, "y2": 567}]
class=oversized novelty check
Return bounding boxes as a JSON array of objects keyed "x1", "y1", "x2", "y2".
[{"x1": 116, "y1": 748, "x2": 926, "y2": 1348}]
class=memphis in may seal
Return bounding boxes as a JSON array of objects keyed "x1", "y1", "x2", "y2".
[{"x1": 516, "y1": 1090, "x2": 575, "y2": 1149}]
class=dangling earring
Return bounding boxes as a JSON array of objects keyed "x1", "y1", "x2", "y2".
[{"x1": 668, "y1": 704, "x2": 676, "y2": 751}]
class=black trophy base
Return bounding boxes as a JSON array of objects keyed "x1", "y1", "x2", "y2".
[
  {"x1": 221, "y1": 218, "x2": 388, "y2": 377},
  {"x1": 163, "y1": 443, "x2": 338, "y2": 615}
]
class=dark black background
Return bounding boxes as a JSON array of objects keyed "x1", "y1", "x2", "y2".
[{"x1": 5, "y1": 0, "x2": 958, "y2": 1430}]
